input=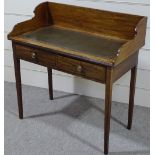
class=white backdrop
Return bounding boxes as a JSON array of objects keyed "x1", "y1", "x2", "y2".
[{"x1": 4, "y1": 0, "x2": 150, "y2": 107}]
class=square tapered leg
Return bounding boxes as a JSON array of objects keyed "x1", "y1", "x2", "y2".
[
  {"x1": 47, "y1": 67, "x2": 53, "y2": 100},
  {"x1": 13, "y1": 52, "x2": 23, "y2": 119},
  {"x1": 104, "y1": 67, "x2": 113, "y2": 155},
  {"x1": 127, "y1": 66, "x2": 137, "y2": 129}
]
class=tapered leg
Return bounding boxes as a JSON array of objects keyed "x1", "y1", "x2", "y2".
[
  {"x1": 47, "y1": 67, "x2": 53, "y2": 100},
  {"x1": 13, "y1": 53, "x2": 23, "y2": 119},
  {"x1": 127, "y1": 66, "x2": 137, "y2": 130},
  {"x1": 104, "y1": 67, "x2": 113, "y2": 155}
]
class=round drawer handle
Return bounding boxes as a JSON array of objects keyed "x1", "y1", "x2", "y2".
[
  {"x1": 77, "y1": 65, "x2": 82, "y2": 72},
  {"x1": 31, "y1": 52, "x2": 36, "y2": 59}
]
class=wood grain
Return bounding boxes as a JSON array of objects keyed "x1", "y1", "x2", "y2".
[
  {"x1": 12, "y1": 43, "x2": 23, "y2": 119},
  {"x1": 57, "y1": 55, "x2": 106, "y2": 83},
  {"x1": 7, "y1": 2, "x2": 52, "y2": 39},
  {"x1": 115, "y1": 17, "x2": 147, "y2": 65},
  {"x1": 8, "y1": 2, "x2": 147, "y2": 67},
  {"x1": 48, "y1": 2, "x2": 142, "y2": 40},
  {"x1": 113, "y1": 52, "x2": 138, "y2": 82},
  {"x1": 47, "y1": 67, "x2": 53, "y2": 100},
  {"x1": 8, "y1": 2, "x2": 147, "y2": 154},
  {"x1": 104, "y1": 67, "x2": 113, "y2": 155},
  {"x1": 15, "y1": 44, "x2": 56, "y2": 67},
  {"x1": 127, "y1": 66, "x2": 137, "y2": 129}
]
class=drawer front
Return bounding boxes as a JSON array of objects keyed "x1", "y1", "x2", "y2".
[
  {"x1": 15, "y1": 44, "x2": 56, "y2": 67},
  {"x1": 57, "y1": 56, "x2": 106, "y2": 83}
]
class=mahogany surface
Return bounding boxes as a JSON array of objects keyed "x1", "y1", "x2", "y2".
[{"x1": 8, "y1": 2, "x2": 147, "y2": 154}]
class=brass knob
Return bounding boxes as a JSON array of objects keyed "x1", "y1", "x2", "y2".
[
  {"x1": 31, "y1": 52, "x2": 36, "y2": 59},
  {"x1": 77, "y1": 65, "x2": 82, "y2": 72}
]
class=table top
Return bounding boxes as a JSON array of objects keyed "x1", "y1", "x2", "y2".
[
  {"x1": 8, "y1": 2, "x2": 147, "y2": 66},
  {"x1": 19, "y1": 26, "x2": 126, "y2": 60}
]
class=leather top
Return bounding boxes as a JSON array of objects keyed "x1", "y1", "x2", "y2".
[{"x1": 21, "y1": 26, "x2": 126, "y2": 59}]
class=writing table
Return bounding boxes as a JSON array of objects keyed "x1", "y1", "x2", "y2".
[{"x1": 8, "y1": 2, "x2": 147, "y2": 154}]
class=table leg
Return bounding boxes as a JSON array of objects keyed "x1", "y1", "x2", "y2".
[
  {"x1": 47, "y1": 67, "x2": 53, "y2": 100},
  {"x1": 104, "y1": 68, "x2": 113, "y2": 155},
  {"x1": 127, "y1": 66, "x2": 137, "y2": 130},
  {"x1": 13, "y1": 54, "x2": 23, "y2": 119}
]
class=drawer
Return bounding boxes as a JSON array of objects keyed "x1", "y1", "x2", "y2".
[
  {"x1": 57, "y1": 56, "x2": 106, "y2": 83},
  {"x1": 15, "y1": 44, "x2": 56, "y2": 67}
]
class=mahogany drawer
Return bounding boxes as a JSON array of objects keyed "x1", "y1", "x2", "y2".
[
  {"x1": 57, "y1": 56, "x2": 106, "y2": 83},
  {"x1": 15, "y1": 44, "x2": 56, "y2": 67}
]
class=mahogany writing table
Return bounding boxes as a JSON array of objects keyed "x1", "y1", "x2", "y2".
[{"x1": 8, "y1": 2, "x2": 147, "y2": 154}]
